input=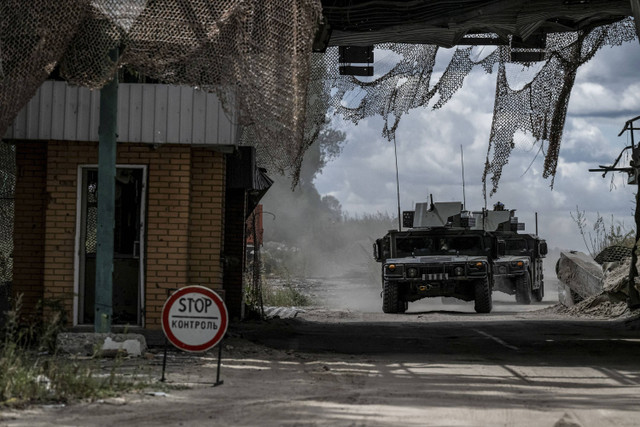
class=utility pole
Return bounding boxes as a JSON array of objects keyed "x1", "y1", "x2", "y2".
[
  {"x1": 95, "y1": 47, "x2": 119, "y2": 333},
  {"x1": 589, "y1": 115, "x2": 640, "y2": 309},
  {"x1": 626, "y1": 117, "x2": 640, "y2": 309}
]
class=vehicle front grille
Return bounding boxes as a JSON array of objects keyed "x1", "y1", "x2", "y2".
[
  {"x1": 419, "y1": 265, "x2": 448, "y2": 281},
  {"x1": 420, "y1": 265, "x2": 446, "y2": 275},
  {"x1": 423, "y1": 273, "x2": 449, "y2": 281}
]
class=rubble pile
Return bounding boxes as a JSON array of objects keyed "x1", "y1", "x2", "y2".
[
  {"x1": 555, "y1": 249, "x2": 640, "y2": 319},
  {"x1": 561, "y1": 294, "x2": 630, "y2": 318}
]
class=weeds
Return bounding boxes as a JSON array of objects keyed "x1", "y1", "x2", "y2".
[
  {"x1": 244, "y1": 273, "x2": 313, "y2": 314},
  {"x1": 262, "y1": 279, "x2": 313, "y2": 307},
  {"x1": 571, "y1": 207, "x2": 634, "y2": 258},
  {"x1": 0, "y1": 295, "x2": 148, "y2": 407}
]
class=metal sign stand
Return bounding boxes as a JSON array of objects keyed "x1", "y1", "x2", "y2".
[
  {"x1": 159, "y1": 286, "x2": 226, "y2": 386},
  {"x1": 213, "y1": 341, "x2": 224, "y2": 387},
  {"x1": 160, "y1": 337, "x2": 168, "y2": 382},
  {"x1": 159, "y1": 338, "x2": 224, "y2": 386}
]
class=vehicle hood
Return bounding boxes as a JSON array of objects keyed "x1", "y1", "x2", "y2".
[
  {"x1": 387, "y1": 255, "x2": 488, "y2": 264},
  {"x1": 495, "y1": 255, "x2": 529, "y2": 263}
]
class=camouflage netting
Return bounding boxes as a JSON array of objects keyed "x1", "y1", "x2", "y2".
[
  {"x1": 0, "y1": 141, "x2": 14, "y2": 283},
  {"x1": 0, "y1": 1, "x2": 637, "y2": 189},
  {"x1": 0, "y1": 0, "x2": 323, "y2": 180},
  {"x1": 314, "y1": 19, "x2": 637, "y2": 195}
]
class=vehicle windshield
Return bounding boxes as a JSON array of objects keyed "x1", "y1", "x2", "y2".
[
  {"x1": 395, "y1": 234, "x2": 484, "y2": 257},
  {"x1": 505, "y1": 238, "x2": 528, "y2": 255}
]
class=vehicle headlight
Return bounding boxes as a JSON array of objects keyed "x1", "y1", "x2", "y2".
[
  {"x1": 468, "y1": 261, "x2": 485, "y2": 271},
  {"x1": 385, "y1": 264, "x2": 403, "y2": 275},
  {"x1": 453, "y1": 266, "x2": 464, "y2": 276},
  {"x1": 510, "y1": 260, "x2": 525, "y2": 269},
  {"x1": 407, "y1": 267, "x2": 419, "y2": 278}
]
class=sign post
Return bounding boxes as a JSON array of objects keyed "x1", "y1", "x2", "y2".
[{"x1": 161, "y1": 286, "x2": 228, "y2": 385}]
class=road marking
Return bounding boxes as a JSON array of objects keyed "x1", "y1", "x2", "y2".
[
  {"x1": 595, "y1": 367, "x2": 639, "y2": 385},
  {"x1": 502, "y1": 365, "x2": 531, "y2": 383},
  {"x1": 473, "y1": 329, "x2": 519, "y2": 351}
]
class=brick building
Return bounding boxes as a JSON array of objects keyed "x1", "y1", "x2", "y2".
[{"x1": 5, "y1": 80, "x2": 269, "y2": 330}]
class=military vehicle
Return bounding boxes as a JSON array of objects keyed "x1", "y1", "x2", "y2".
[
  {"x1": 373, "y1": 201, "x2": 501, "y2": 314},
  {"x1": 373, "y1": 200, "x2": 547, "y2": 313},
  {"x1": 482, "y1": 203, "x2": 547, "y2": 304}
]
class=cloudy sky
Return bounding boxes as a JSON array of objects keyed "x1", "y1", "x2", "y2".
[{"x1": 314, "y1": 40, "x2": 640, "y2": 251}]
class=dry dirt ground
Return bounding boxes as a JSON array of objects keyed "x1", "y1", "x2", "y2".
[{"x1": 2, "y1": 277, "x2": 640, "y2": 426}]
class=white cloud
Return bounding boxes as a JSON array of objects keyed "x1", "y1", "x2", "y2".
[{"x1": 570, "y1": 82, "x2": 640, "y2": 116}]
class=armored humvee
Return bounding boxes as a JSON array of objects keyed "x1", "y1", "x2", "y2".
[
  {"x1": 373, "y1": 200, "x2": 547, "y2": 313},
  {"x1": 373, "y1": 201, "x2": 501, "y2": 314},
  {"x1": 485, "y1": 205, "x2": 547, "y2": 303}
]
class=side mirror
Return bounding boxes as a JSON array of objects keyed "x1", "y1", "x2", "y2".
[
  {"x1": 539, "y1": 241, "x2": 548, "y2": 256},
  {"x1": 373, "y1": 240, "x2": 381, "y2": 262}
]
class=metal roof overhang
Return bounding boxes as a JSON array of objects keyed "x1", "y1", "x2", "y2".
[{"x1": 320, "y1": 0, "x2": 635, "y2": 47}]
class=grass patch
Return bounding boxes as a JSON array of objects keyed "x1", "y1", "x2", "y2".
[
  {"x1": 1, "y1": 295, "x2": 150, "y2": 408},
  {"x1": 262, "y1": 280, "x2": 313, "y2": 307}
]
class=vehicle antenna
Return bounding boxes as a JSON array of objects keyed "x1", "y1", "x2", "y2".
[
  {"x1": 393, "y1": 136, "x2": 402, "y2": 231},
  {"x1": 461, "y1": 145, "x2": 466, "y2": 210}
]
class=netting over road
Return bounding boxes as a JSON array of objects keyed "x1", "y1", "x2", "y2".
[
  {"x1": 314, "y1": 19, "x2": 637, "y2": 195},
  {"x1": 0, "y1": 1, "x2": 637, "y2": 189},
  {"x1": 0, "y1": 0, "x2": 322, "y2": 182}
]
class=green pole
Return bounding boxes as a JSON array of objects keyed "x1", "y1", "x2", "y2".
[{"x1": 95, "y1": 48, "x2": 119, "y2": 333}]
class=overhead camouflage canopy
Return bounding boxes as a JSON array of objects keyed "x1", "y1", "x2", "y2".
[
  {"x1": 0, "y1": 0, "x2": 638, "y2": 188},
  {"x1": 317, "y1": 0, "x2": 639, "y2": 194},
  {"x1": 315, "y1": 19, "x2": 637, "y2": 195},
  {"x1": 0, "y1": 0, "x2": 322, "y2": 179}
]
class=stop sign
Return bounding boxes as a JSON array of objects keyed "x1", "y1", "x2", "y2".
[{"x1": 161, "y1": 286, "x2": 228, "y2": 352}]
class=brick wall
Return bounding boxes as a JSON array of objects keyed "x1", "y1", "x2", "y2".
[
  {"x1": 12, "y1": 141, "x2": 228, "y2": 329},
  {"x1": 43, "y1": 142, "x2": 97, "y2": 318},
  {"x1": 188, "y1": 148, "x2": 225, "y2": 287},
  {"x1": 141, "y1": 145, "x2": 191, "y2": 329}
]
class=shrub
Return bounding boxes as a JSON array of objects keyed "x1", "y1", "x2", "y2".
[{"x1": 0, "y1": 295, "x2": 147, "y2": 407}]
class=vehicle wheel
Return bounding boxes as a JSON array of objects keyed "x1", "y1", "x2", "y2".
[
  {"x1": 533, "y1": 281, "x2": 544, "y2": 302},
  {"x1": 382, "y1": 281, "x2": 400, "y2": 313},
  {"x1": 474, "y1": 277, "x2": 492, "y2": 313},
  {"x1": 515, "y1": 274, "x2": 532, "y2": 305}
]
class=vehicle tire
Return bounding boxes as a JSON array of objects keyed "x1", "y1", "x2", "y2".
[
  {"x1": 474, "y1": 277, "x2": 492, "y2": 314},
  {"x1": 382, "y1": 281, "x2": 400, "y2": 313},
  {"x1": 533, "y1": 281, "x2": 544, "y2": 302},
  {"x1": 515, "y1": 274, "x2": 532, "y2": 305}
]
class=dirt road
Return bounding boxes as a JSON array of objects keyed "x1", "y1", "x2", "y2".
[{"x1": 2, "y1": 278, "x2": 640, "y2": 426}]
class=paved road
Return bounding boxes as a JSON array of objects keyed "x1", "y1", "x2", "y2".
[
  {"x1": 236, "y1": 273, "x2": 640, "y2": 426},
  {"x1": 4, "y1": 277, "x2": 640, "y2": 426},
  {"x1": 236, "y1": 304, "x2": 640, "y2": 426}
]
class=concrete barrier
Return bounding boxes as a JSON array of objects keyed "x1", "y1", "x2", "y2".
[
  {"x1": 556, "y1": 251, "x2": 604, "y2": 304},
  {"x1": 56, "y1": 332, "x2": 147, "y2": 357}
]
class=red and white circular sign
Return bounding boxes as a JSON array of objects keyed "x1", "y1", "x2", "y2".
[{"x1": 161, "y1": 286, "x2": 228, "y2": 352}]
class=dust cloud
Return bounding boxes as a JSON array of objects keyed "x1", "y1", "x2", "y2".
[
  {"x1": 260, "y1": 125, "x2": 563, "y2": 312},
  {"x1": 260, "y1": 125, "x2": 396, "y2": 311}
]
